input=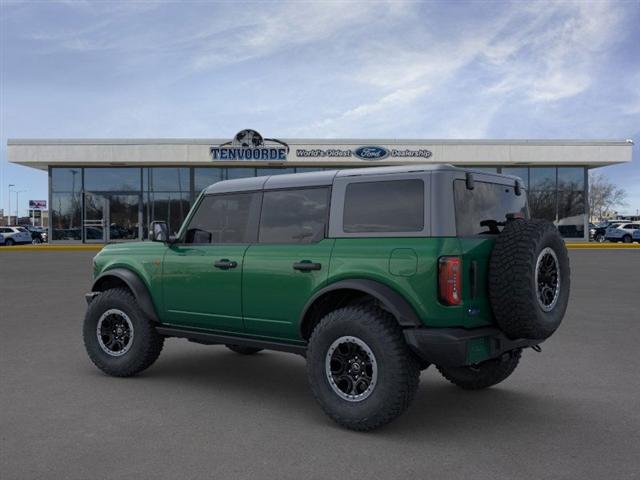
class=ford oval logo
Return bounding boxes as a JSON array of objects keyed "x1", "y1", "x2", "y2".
[{"x1": 354, "y1": 146, "x2": 389, "y2": 160}]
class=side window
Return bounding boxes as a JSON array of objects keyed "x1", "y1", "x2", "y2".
[
  {"x1": 259, "y1": 188, "x2": 330, "y2": 244},
  {"x1": 343, "y1": 179, "x2": 424, "y2": 233},
  {"x1": 184, "y1": 192, "x2": 260, "y2": 244}
]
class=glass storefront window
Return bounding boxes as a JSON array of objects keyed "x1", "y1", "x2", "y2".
[
  {"x1": 85, "y1": 168, "x2": 141, "y2": 191},
  {"x1": 51, "y1": 192, "x2": 82, "y2": 240},
  {"x1": 501, "y1": 168, "x2": 529, "y2": 188},
  {"x1": 144, "y1": 192, "x2": 191, "y2": 238},
  {"x1": 194, "y1": 168, "x2": 224, "y2": 192},
  {"x1": 557, "y1": 190, "x2": 585, "y2": 238},
  {"x1": 226, "y1": 168, "x2": 256, "y2": 180},
  {"x1": 557, "y1": 167, "x2": 584, "y2": 191},
  {"x1": 256, "y1": 167, "x2": 295, "y2": 176},
  {"x1": 529, "y1": 167, "x2": 556, "y2": 190},
  {"x1": 528, "y1": 190, "x2": 557, "y2": 222},
  {"x1": 145, "y1": 168, "x2": 189, "y2": 192},
  {"x1": 51, "y1": 168, "x2": 82, "y2": 193}
]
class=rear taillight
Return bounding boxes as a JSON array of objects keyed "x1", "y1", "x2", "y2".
[{"x1": 438, "y1": 256, "x2": 462, "y2": 306}]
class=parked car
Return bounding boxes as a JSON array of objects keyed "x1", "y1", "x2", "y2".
[
  {"x1": 0, "y1": 226, "x2": 33, "y2": 246},
  {"x1": 20, "y1": 225, "x2": 48, "y2": 244},
  {"x1": 591, "y1": 221, "x2": 625, "y2": 242},
  {"x1": 605, "y1": 223, "x2": 640, "y2": 243},
  {"x1": 83, "y1": 165, "x2": 570, "y2": 431}
]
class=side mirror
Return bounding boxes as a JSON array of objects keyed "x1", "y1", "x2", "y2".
[{"x1": 149, "y1": 221, "x2": 169, "y2": 242}]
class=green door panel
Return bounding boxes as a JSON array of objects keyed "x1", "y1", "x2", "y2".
[
  {"x1": 329, "y1": 237, "x2": 495, "y2": 329},
  {"x1": 162, "y1": 244, "x2": 248, "y2": 332},
  {"x1": 242, "y1": 239, "x2": 335, "y2": 340}
]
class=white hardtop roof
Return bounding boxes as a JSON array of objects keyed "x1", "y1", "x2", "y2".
[{"x1": 203, "y1": 164, "x2": 501, "y2": 194}]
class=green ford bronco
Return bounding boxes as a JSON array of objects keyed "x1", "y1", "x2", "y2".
[{"x1": 84, "y1": 164, "x2": 570, "y2": 430}]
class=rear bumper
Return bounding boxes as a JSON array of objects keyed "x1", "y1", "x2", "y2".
[{"x1": 403, "y1": 326, "x2": 541, "y2": 367}]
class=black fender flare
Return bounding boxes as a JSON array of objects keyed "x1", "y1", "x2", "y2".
[
  {"x1": 92, "y1": 268, "x2": 160, "y2": 323},
  {"x1": 299, "y1": 279, "x2": 422, "y2": 337}
]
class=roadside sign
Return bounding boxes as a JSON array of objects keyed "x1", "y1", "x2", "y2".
[{"x1": 29, "y1": 200, "x2": 47, "y2": 209}]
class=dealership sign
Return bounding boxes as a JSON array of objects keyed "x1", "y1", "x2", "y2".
[
  {"x1": 211, "y1": 129, "x2": 289, "y2": 161},
  {"x1": 29, "y1": 200, "x2": 47, "y2": 209},
  {"x1": 296, "y1": 146, "x2": 433, "y2": 160},
  {"x1": 211, "y1": 130, "x2": 433, "y2": 162}
]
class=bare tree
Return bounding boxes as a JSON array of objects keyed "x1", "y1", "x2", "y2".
[{"x1": 589, "y1": 172, "x2": 627, "y2": 221}]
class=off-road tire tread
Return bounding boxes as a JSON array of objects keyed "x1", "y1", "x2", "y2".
[
  {"x1": 489, "y1": 219, "x2": 569, "y2": 340},
  {"x1": 307, "y1": 305, "x2": 420, "y2": 431},
  {"x1": 83, "y1": 288, "x2": 164, "y2": 377},
  {"x1": 437, "y1": 349, "x2": 522, "y2": 390}
]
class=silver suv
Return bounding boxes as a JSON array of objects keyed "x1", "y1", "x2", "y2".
[{"x1": 0, "y1": 226, "x2": 32, "y2": 246}]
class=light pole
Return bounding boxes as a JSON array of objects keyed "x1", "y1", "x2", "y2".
[
  {"x1": 8, "y1": 184, "x2": 15, "y2": 225},
  {"x1": 15, "y1": 190, "x2": 26, "y2": 225}
]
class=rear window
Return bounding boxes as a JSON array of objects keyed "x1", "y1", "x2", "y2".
[
  {"x1": 259, "y1": 188, "x2": 330, "y2": 244},
  {"x1": 454, "y1": 180, "x2": 529, "y2": 236},
  {"x1": 343, "y1": 179, "x2": 424, "y2": 233}
]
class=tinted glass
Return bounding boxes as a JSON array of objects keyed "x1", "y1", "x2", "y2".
[
  {"x1": 343, "y1": 180, "x2": 424, "y2": 233},
  {"x1": 51, "y1": 168, "x2": 82, "y2": 193},
  {"x1": 194, "y1": 168, "x2": 224, "y2": 192},
  {"x1": 557, "y1": 167, "x2": 584, "y2": 191},
  {"x1": 501, "y1": 168, "x2": 529, "y2": 188},
  {"x1": 256, "y1": 168, "x2": 295, "y2": 176},
  {"x1": 145, "y1": 168, "x2": 190, "y2": 192},
  {"x1": 144, "y1": 192, "x2": 191, "y2": 237},
  {"x1": 259, "y1": 188, "x2": 329, "y2": 244},
  {"x1": 184, "y1": 193, "x2": 260, "y2": 244},
  {"x1": 528, "y1": 190, "x2": 556, "y2": 222},
  {"x1": 556, "y1": 190, "x2": 585, "y2": 238},
  {"x1": 51, "y1": 192, "x2": 82, "y2": 240},
  {"x1": 530, "y1": 168, "x2": 556, "y2": 190},
  {"x1": 85, "y1": 168, "x2": 141, "y2": 191},
  {"x1": 454, "y1": 180, "x2": 529, "y2": 235},
  {"x1": 226, "y1": 168, "x2": 255, "y2": 180}
]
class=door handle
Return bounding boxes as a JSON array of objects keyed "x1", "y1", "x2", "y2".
[
  {"x1": 214, "y1": 259, "x2": 238, "y2": 270},
  {"x1": 293, "y1": 261, "x2": 322, "y2": 272}
]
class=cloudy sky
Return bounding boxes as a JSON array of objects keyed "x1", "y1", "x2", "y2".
[{"x1": 1, "y1": 0, "x2": 639, "y2": 216}]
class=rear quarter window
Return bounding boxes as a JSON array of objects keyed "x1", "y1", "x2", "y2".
[
  {"x1": 343, "y1": 179, "x2": 424, "y2": 233},
  {"x1": 454, "y1": 180, "x2": 529, "y2": 236}
]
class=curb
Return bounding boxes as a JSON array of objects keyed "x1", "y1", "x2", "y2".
[{"x1": 565, "y1": 243, "x2": 640, "y2": 249}]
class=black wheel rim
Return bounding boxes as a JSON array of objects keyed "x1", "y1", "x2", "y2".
[
  {"x1": 535, "y1": 247, "x2": 560, "y2": 312},
  {"x1": 325, "y1": 336, "x2": 377, "y2": 402},
  {"x1": 96, "y1": 309, "x2": 134, "y2": 357}
]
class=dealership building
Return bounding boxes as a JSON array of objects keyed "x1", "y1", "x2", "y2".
[{"x1": 7, "y1": 132, "x2": 633, "y2": 243}]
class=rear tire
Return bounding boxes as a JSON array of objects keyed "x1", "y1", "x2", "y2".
[
  {"x1": 83, "y1": 288, "x2": 164, "y2": 377},
  {"x1": 307, "y1": 305, "x2": 420, "y2": 431},
  {"x1": 595, "y1": 233, "x2": 605, "y2": 243},
  {"x1": 623, "y1": 235, "x2": 632, "y2": 243},
  {"x1": 437, "y1": 349, "x2": 522, "y2": 390},
  {"x1": 225, "y1": 344, "x2": 263, "y2": 355}
]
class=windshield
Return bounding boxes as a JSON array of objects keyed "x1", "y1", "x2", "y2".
[{"x1": 454, "y1": 180, "x2": 529, "y2": 236}]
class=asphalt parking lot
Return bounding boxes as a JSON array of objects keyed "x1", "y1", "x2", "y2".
[{"x1": 1, "y1": 250, "x2": 639, "y2": 479}]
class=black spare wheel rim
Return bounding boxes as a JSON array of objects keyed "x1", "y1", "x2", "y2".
[
  {"x1": 535, "y1": 247, "x2": 560, "y2": 311},
  {"x1": 489, "y1": 219, "x2": 570, "y2": 340},
  {"x1": 96, "y1": 308, "x2": 134, "y2": 357},
  {"x1": 325, "y1": 336, "x2": 378, "y2": 402}
]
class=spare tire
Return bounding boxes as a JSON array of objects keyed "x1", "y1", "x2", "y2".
[{"x1": 488, "y1": 219, "x2": 570, "y2": 340}]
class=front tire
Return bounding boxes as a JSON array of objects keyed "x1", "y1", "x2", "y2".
[
  {"x1": 83, "y1": 288, "x2": 164, "y2": 377},
  {"x1": 5, "y1": 238, "x2": 14, "y2": 246},
  {"x1": 437, "y1": 349, "x2": 522, "y2": 390},
  {"x1": 622, "y1": 235, "x2": 632, "y2": 243},
  {"x1": 307, "y1": 306, "x2": 420, "y2": 431}
]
